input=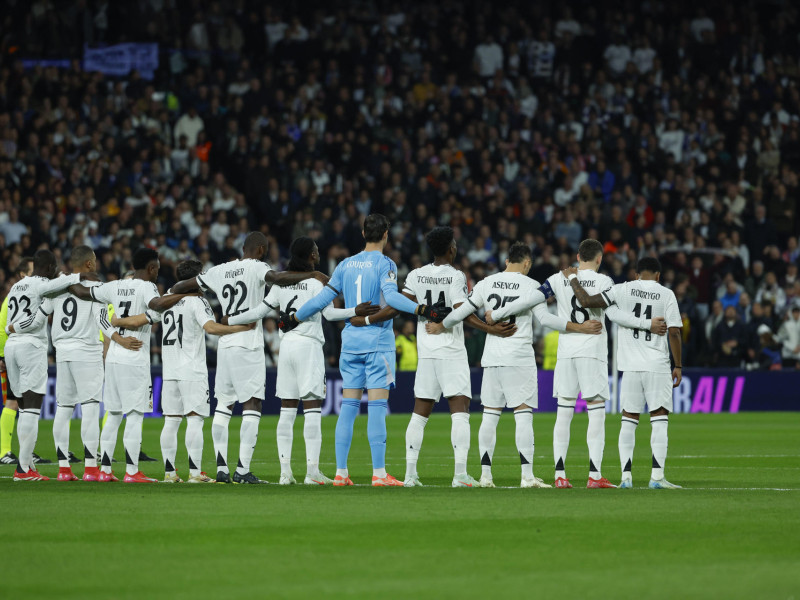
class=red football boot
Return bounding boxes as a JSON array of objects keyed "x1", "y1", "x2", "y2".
[
  {"x1": 123, "y1": 471, "x2": 158, "y2": 483},
  {"x1": 586, "y1": 477, "x2": 617, "y2": 489},
  {"x1": 554, "y1": 477, "x2": 573, "y2": 489},
  {"x1": 57, "y1": 467, "x2": 79, "y2": 481},
  {"x1": 83, "y1": 466, "x2": 101, "y2": 481},
  {"x1": 98, "y1": 470, "x2": 119, "y2": 482},
  {"x1": 14, "y1": 469, "x2": 46, "y2": 481}
]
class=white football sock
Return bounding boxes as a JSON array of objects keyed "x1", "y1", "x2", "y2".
[
  {"x1": 53, "y1": 405, "x2": 72, "y2": 468},
  {"x1": 236, "y1": 410, "x2": 260, "y2": 475},
  {"x1": 160, "y1": 416, "x2": 181, "y2": 475},
  {"x1": 619, "y1": 416, "x2": 638, "y2": 480},
  {"x1": 81, "y1": 402, "x2": 100, "y2": 468},
  {"x1": 17, "y1": 408, "x2": 40, "y2": 472},
  {"x1": 405, "y1": 413, "x2": 428, "y2": 480},
  {"x1": 586, "y1": 402, "x2": 606, "y2": 480},
  {"x1": 303, "y1": 408, "x2": 322, "y2": 475},
  {"x1": 211, "y1": 406, "x2": 232, "y2": 474},
  {"x1": 478, "y1": 409, "x2": 501, "y2": 479},
  {"x1": 554, "y1": 398, "x2": 575, "y2": 479},
  {"x1": 650, "y1": 415, "x2": 669, "y2": 480},
  {"x1": 451, "y1": 412, "x2": 470, "y2": 477},
  {"x1": 123, "y1": 411, "x2": 144, "y2": 476},
  {"x1": 100, "y1": 411, "x2": 123, "y2": 473},
  {"x1": 514, "y1": 409, "x2": 534, "y2": 479},
  {"x1": 277, "y1": 407, "x2": 297, "y2": 474},
  {"x1": 185, "y1": 415, "x2": 204, "y2": 477}
]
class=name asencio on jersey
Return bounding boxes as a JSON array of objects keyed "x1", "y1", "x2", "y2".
[{"x1": 492, "y1": 281, "x2": 520, "y2": 290}]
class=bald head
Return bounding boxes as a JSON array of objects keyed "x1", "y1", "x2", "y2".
[{"x1": 243, "y1": 231, "x2": 268, "y2": 259}]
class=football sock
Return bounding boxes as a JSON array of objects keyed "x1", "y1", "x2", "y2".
[
  {"x1": 451, "y1": 412, "x2": 470, "y2": 477},
  {"x1": 100, "y1": 411, "x2": 122, "y2": 473},
  {"x1": 81, "y1": 401, "x2": 100, "y2": 468},
  {"x1": 53, "y1": 405, "x2": 72, "y2": 468},
  {"x1": 0, "y1": 405, "x2": 16, "y2": 456},
  {"x1": 335, "y1": 398, "x2": 360, "y2": 471},
  {"x1": 554, "y1": 398, "x2": 576, "y2": 479},
  {"x1": 514, "y1": 409, "x2": 534, "y2": 479},
  {"x1": 212, "y1": 406, "x2": 232, "y2": 474},
  {"x1": 619, "y1": 416, "x2": 638, "y2": 480},
  {"x1": 405, "y1": 412, "x2": 428, "y2": 480},
  {"x1": 478, "y1": 408, "x2": 501, "y2": 479},
  {"x1": 586, "y1": 402, "x2": 606, "y2": 480},
  {"x1": 185, "y1": 415, "x2": 204, "y2": 477},
  {"x1": 17, "y1": 408, "x2": 40, "y2": 472},
  {"x1": 367, "y1": 399, "x2": 388, "y2": 475},
  {"x1": 277, "y1": 407, "x2": 297, "y2": 474},
  {"x1": 237, "y1": 410, "x2": 261, "y2": 475},
  {"x1": 650, "y1": 415, "x2": 669, "y2": 480},
  {"x1": 303, "y1": 408, "x2": 322, "y2": 475},
  {"x1": 160, "y1": 416, "x2": 181, "y2": 475},
  {"x1": 123, "y1": 411, "x2": 144, "y2": 476}
]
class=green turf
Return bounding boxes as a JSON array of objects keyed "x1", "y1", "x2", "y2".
[{"x1": 1, "y1": 411, "x2": 798, "y2": 600}]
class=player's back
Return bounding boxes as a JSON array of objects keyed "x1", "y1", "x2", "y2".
[
  {"x1": 94, "y1": 278, "x2": 158, "y2": 366},
  {"x1": 547, "y1": 269, "x2": 613, "y2": 360},
  {"x1": 269, "y1": 278, "x2": 326, "y2": 345},
  {"x1": 610, "y1": 279, "x2": 680, "y2": 373},
  {"x1": 6, "y1": 276, "x2": 50, "y2": 348},
  {"x1": 160, "y1": 296, "x2": 214, "y2": 381},
  {"x1": 196, "y1": 258, "x2": 269, "y2": 350},
  {"x1": 404, "y1": 263, "x2": 467, "y2": 360},
  {"x1": 336, "y1": 250, "x2": 395, "y2": 354},
  {"x1": 49, "y1": 283, "x2": 104, "y2": 360},
  {"x1": 474, "y1": 271, "x2": 537, "y2": 367}
]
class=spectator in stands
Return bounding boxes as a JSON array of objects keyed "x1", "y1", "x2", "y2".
[
  {"x1": 777, "y1": 305, "x2": 800, "y2": 368},
  {"x1": 712, "y1": 305, "x2": 747, "y2": 368}
]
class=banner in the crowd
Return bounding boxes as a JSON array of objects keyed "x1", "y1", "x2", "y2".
[
  {"x1": 83, "y1": 43, "x2": 158, "y2": 79},
  {"x1": 37, "y1": 367, "x2": 795, "y2": 420}
]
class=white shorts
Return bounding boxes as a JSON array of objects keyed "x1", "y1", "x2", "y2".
[
  {"x1": 215, "y1": 347, "x2": 266, "y2": 406},
  {"x1": 162, "y1": 379, "x2": 211, "y2": 417},
  {"x1": 275, "y1": 338, "x2": 325, "y2": 401},
  {"x1": 104, "y1": 362, "x2": 152, "y2": 414},
  {"x1": 56, "y1": 360, "x2": 104, "y2": 406},
  {"x1": 621, "y1": 371, "x2": 673, "y2": 414},
  {"x1": 4, "y1": 339, "x2": 47, "y2": 396},
  {"x1": 481, "y1": 367, "x2": 538, "y2": 409},
  {"x1": 414, "y1": 358, "x2": 471, "y2": 401},
  {"x1": 553, "y1": 357, "x2": 609, "y2": 401}
]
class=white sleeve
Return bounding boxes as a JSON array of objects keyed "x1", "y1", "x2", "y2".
[
  {"x1": 228, "y1": 299, "x2": 272, "y2": 326},
  {"x1": 605, "y1": 304, "x2": 649, "y2": 330},
  {"x1": 450, "y1": 272, "x2": 469, "y2": 305},
  {"x1": 196, "y1": 265, "x2": 219, "y2": 293},
  {"x1": 38, "y1": 273, "x2": 80, "y2": 298},
  {"x1": 97, "y1": 306, "x2": 117, "y2": 340},
  {"x1": 89, "y1": 281, "x2": 115, "y2": 304},
  {"x1": 402, "y1": 270, "x2": 418, "y2": 298},
  {"x1": 532, "y1": 303, "x2": 568, "y2": 332},
  {"x1": 322, "y1": 305, "x2": 357, "y2": 321},
  {"x1": 256, "y1": 261, "x2": 271, "y2": 282},
  {"x1": 442, "y1": 283, "x2": 484, "y2": 329},
  {"x1": 665, "y1": 292, "x2": 683, "y2": 328},
  {"x1": 264, "y1": 285, "x2": 280, "y2": 311},
  {"x1": 492, "y1": 289, "x2": 547, "y2": 321},
  {"x1": 195, "y1": 299, "x2": 216, "y2": 327},
  {"x1": 10, "y1": 302, "x2": 51, "y2": 334},
  {"x1": 142, "y1": 282, "x2": 160, "y2": 309},
  {"x1": 600, "y1": 282, "x2": 621, "y2": 307}
]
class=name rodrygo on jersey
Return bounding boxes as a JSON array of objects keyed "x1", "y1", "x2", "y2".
[
  {"x1": 196, "y1": 258, "x2": 271, "y2": 350},
  {"x1": 403, "y1": 264, "x2": 468, "y2": 360},
  {"x1": 547, "y1": 269, "x2": 614, "y2": 361},
  {"x1": 602, "y1": 280, "x2": 682, "y2": 374},
  {"x1": 468, "y1": 271, "x2": 538, "y2": 367}
]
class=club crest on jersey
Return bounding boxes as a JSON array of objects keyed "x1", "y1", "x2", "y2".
[{"x1": 387, "y1": 271, "x2": 397, "y2": 281}]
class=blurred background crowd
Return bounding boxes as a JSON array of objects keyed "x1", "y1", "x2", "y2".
[{"x1": 1, "y1": 0, "x2": 800, "y2": 371}]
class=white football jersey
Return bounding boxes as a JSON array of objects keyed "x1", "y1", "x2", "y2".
[
  {"x1": 602, "y1": 279, "x2": 682, "y2": 373},
  {"x1": 46, "y1": 281, "x2": 106, "y2": 362},
  {"x1": 196, "y1": 258, "x2": 271, "y2": 350},
  {"x1": 403, "y1": 264, "x2": 469, "y2": 360},
  {"x1": 157, "y1": 296, "x2": 215, "y2": 381},
  {"x1": 5, "y1": 273, "x2": 80, "y2": 349},
  {"x1": 546, "y1": 269, "x2": 614, "y2": 361},
  {"x1": 90, "y1": 278, "x2": 160, "y2": 366},
  {"x1": 266, "y1": 279, "x2": 324, "y2": 345},
  {"x1": 469, "y1": 271, "x2": 538, "y2": 367}
]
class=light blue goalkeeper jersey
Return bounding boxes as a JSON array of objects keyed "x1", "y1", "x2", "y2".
[{"x1": 294, "y1": 250, "x2": 419, "y2": 354}]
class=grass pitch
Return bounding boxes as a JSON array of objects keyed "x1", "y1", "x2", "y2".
[{"x1": 1, "y1": 411, "x2": 798, "y2": 599}]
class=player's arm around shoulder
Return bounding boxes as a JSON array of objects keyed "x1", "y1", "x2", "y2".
[{"x1": 562, "y1": 266, "x2": 607, "y2": 308}]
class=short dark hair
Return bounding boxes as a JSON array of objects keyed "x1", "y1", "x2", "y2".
[
  {"x1": 578, "y1": 239, "x2": 603, "y2": 262},
  {"x1": 507, "y1": 242, "x2": 532, "y2": 264},
  {"x1": 287, "y1": 236, "x2": 316, "y2": 272},
  {"x1": 425, "y1": 226, "x2": 454, "y2": 257},
  {"x1": 15, "y1": 256, "x2": 33, "y2": 277},
  {"x1": 637, "y1": 257, "x2": 662, "y2": 274},
  {"x1": 132, "y1": 247, "x2": 159, "y2": 270},
  {"x1": 176, "y1": 259, "x2": 203, "y2": 281},
  {"x1": 363, "y1": 214, "x2": 390, "y2": 243},
  {"x1": 243, "y1": 231, "x2": 269, "y2": 252},
  {"x1": 70, "y1": 245, "x2": 95, "y2": 267},
  {"x1": 33, "y1": 249, "x2": 56, "y2": 272}
]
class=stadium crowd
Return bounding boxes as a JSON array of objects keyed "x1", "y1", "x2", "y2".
[{"x1": 0, "y1": 0, "x2": 799, "y2": 369}]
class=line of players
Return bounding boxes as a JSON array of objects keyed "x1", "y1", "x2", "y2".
[{"x1": 2, "y1": 214, "x2": 682, "y2": 489}]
